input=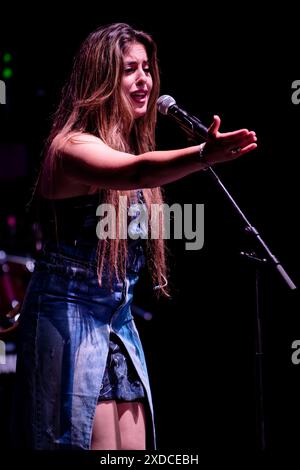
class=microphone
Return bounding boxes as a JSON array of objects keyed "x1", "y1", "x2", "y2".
[{"x1": 157, "y1": 95, "x2": 208, "y2": 142}]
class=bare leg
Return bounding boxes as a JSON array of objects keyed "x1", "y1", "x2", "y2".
[
  {"x1": 117, "y1": 401, "x2": 146, "y2": 450},
  {"x1": 91, "y1": 400, "x2": 121, "y2": 450}
]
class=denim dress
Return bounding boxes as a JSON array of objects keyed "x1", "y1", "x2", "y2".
[{"x1": 11, "y1": 191, "x2": 155, "y2": 449}]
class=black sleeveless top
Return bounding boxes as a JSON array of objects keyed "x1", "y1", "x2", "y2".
[
  {"x1": 36, "y1": 190, "x2": 146, "y2": 272},
  {"x1": 39, "y1": 192, "x2": 102, "y2": 245}
]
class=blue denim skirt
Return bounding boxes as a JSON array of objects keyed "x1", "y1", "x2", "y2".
[{"x1": 11, "y1": 239, "x2": 155, "y2": 450}]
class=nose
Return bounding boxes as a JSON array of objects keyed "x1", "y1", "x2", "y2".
[{"x1": 135, "y1": 67, "x2": 147, "y2": 84}]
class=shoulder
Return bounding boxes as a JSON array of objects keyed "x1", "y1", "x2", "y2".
[
  {"x1": 53, "y1": 131, "x2": 103, "y2": 154},
  {"x1": 39, "y1": 132, "x2": 96, "y2": 199}
]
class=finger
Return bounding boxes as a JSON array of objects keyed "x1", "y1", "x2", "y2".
[
  {"x1": 227, "y1": 134, "x2": 257, "y2": 151},
  {"x1": 239, "y1": 143, "x2": 258, "y2": 156},
  {"x1": 225, "y1": 130, "x2": 256, "y2": 145},
  {"x1": 218, "y1": 129, "x2": 251, "y2": 139},
  {"x1": 230, "y1": 143, "x2": 257, "y2": 159},
  {"x1": 208, "y1": 115, "x2": 221, "y2": 137}
]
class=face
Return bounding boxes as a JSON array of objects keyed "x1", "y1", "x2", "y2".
[{"x1": 121, "y1": 42, "x2": 153, "y2": 119}]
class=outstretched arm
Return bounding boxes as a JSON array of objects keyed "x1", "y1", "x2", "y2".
[
  {"x1": 52, "y1": 117, "x2": 257, "y2": 190},
  {"x1": 142, "y1": 115, "x2": 257, "y2": 187}
]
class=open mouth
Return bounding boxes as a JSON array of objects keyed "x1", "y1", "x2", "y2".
[{"x1": 130, "y1": 91, "x2": 148, "y2": 104}]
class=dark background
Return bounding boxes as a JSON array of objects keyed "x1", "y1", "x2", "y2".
[{"x1": 0, "y1": 6, "x2": 299, "y2": 454}]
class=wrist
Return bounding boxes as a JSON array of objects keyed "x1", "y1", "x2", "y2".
[{"x1": 198, "y1": 143, "x2": 211, "y2": 170}]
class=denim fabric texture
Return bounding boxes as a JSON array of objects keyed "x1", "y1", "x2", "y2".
[{"x1": 11, "y1": 191, "x2": 155, "y2": 449}]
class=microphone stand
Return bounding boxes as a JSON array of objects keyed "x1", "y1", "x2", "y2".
[
  {"x1": 205, "y1": 166, "x2": 297, "y2": 451},
  {"x1": 158, "y1": 99, "x2": 296, "y2": 448}
]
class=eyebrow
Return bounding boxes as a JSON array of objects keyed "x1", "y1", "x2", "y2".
[{"x1": 123, "y1": 60, "x2": 149, "y2": 66}]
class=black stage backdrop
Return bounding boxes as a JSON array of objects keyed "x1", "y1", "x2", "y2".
[{"x1": 0, "y1": 6, "x2": 299, "y2": 455}]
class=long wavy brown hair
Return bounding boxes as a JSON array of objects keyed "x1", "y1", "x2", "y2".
[{"x1": 38, "y1": 23, "x2": 169, "y2": 297}]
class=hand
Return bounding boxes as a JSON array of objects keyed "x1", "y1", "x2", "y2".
[{"x1": 203, "y1": 115, "x2": 257, "y2": 166}]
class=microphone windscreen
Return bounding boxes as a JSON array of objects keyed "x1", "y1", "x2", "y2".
[{"x1": 157, "y1": 95, "x2": 176, "y2": 115}]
